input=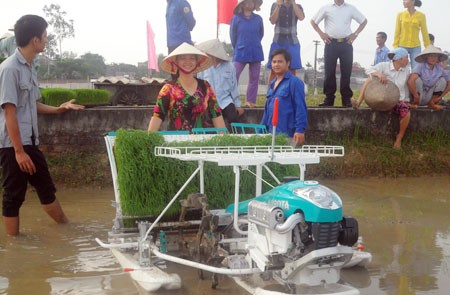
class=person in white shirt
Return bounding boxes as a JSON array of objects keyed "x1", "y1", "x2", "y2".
[
  {"x1": 353, "y1": 48, "x2": 411, "y2": 149},
  {"x1": 311, "y1": 0, "x2": 367, "y2": 107}
]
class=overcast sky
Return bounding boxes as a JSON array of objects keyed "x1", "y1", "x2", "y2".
[{"x1": 2, "y1": 0, "x2": 450, "y2": 69}]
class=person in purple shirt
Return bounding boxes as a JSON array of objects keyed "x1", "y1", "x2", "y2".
[
  {"x1": 261, "y1": 48, "x2": 307, "y2": 146},
  {"x1": 374, "y1": 32, "x2": 390, "y2": 65},
  {"x1": 230, "y1": 0, "x2": 264, "y2": 108},
  {"x1": 166, "y1": 0, "x2": 196, "y2": 54},
  {"x1": 407, "y1": 45, "x2": 450, "y2": 110}
]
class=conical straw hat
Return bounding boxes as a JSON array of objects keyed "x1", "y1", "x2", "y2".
[
  {"x1": 364, "y1": 79, "x2": 400, "y2": 111},
  {"x1": 234, "y1": 0, "x2": 263, "y2": 14},
  {"x1": 196, "y1": 39, "x2": 231, "y2": 61},
  {"x1": 160, "y1": 43, "x2": 212, "y2": 75},
  {"x1": 415, "y1": 45, "x2": 448, "y2": 63}
]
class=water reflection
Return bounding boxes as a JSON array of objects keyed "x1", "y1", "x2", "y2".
[
  {"x1": 0, "y1": 177, "x2": 449, "y2": 294},
  {"x1": 320, "y1": 176, "x2": 450, "y2": 295}
]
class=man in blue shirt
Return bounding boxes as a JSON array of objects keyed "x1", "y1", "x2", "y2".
[
  {"x1": 261, "y1": 48, "x2": 307, "y2": 145},
  {"x1": 166, "y1": 0, "x2": 196, "y2": 54},
  {"x1": 374, "y1": 32, "x2": 389, "y2": 65}
]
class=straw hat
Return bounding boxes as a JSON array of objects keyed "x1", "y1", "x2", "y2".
[
  {"x1": 160, "y1": 42, "x2": 212, "y2": 75},
  {"x1": 0, "y1": 32, "x2": 13, "y2": 40},
  {"x1": 415, "y1": 45, "x2": 449, "y2": 63},
  {"x1": 364, "y1": 79, "x2": 400, "y2": 111},
  {"x1": 196, "y1": 39, "x2": 231, "y2": 62},
  {"x1": 233, "y1": 0, "x2": 263, "y2": 15}
]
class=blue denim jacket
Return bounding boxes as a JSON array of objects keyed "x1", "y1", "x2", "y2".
[
  {"x1": 230, "y1": 13, "x2": 264, "y2": 62},
  {"x1": 261, "y1": 72, "x2": 308, "y2": 137},
  {"x1": 166, "y1": 0, "x2": 196, "y2": 48}
]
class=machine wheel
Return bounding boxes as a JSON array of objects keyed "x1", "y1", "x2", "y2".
[{"x1": 114, "y1": 89, "x2": 144, "y2": 105}]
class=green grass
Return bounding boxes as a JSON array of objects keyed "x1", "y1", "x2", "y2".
[
  {"x1": 40, "y1": 88, "x2": 110, "y2": 106},
  {"x1": 242, "y1": 87, "x2": 364, "y2": 107},
  {"x1": 113, "y1": 130, "x2": 297, "y2": 218},
  {"x1": 247, "y1": 85, "x2": 450, "y2": 107}
]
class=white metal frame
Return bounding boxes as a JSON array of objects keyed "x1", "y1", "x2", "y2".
[
  {"x1": 152, "y1": 144, "x2": 344, "y2": 237},
  {"x1": 104, "y1": 134, "x2": 345, "y2": 241}
]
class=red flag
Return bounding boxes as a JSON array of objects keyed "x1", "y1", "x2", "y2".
[
  {"x1": 146, "y1": 20, "x2": 159, "y2": 72},
  {"x1": 217, "y1": 0, "x2": 237, "y2": 25}
]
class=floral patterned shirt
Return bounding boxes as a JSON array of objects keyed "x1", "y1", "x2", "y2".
[{"x1": 152, "y1": 78, "x2": 222, "y2": 132}]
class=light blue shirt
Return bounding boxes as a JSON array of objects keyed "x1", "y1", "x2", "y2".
[
  {"x1": 0, "y1": 48, "x2": 40, "y2": 147},
  {"x1": 374, "y1": 45, "x2": 390, "y2": 65},
  {"x1": 412, "y1": 62, "x2": 450, "y2": 88},
  {"x1": 197, "y1": 61, "x2": 240, "y2": 109}
]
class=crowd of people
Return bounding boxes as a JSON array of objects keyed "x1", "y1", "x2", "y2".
[{"x1": 158, "y1": 0, "x2": 449, "y2": 147}]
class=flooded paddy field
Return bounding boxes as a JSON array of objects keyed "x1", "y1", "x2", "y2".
[{"x1": 0, "y1": 176, "x2": 449, "y2": 295}]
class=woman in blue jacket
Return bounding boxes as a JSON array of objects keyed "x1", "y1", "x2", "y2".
[{"x1": 230, "y1": 0, "x2": 264, "y2": 108}]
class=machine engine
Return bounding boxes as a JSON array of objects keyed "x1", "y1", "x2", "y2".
[{"x1": 246, "y1": 200, "x2": 359, "y2": 266}]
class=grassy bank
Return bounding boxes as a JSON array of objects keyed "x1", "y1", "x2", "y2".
[{"x1": 45, "y1": 129, "x2": 450, "y2": 189}]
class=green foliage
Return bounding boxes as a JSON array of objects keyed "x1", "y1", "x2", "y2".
[
  {"x1": 305, "y1": 128, "x2": 450, "y2": 178},
  {"x1": 73, "y1": 89, "x2": 110, "y2": 105},
  {"x1": 250, "y1": 87, "x2": 362, "y2": 108},
  {"x1": 0, "y1": 56, "x2": 6, "y2": 64},
  {"x1": 40, "y1": 88, "x2": 76, "y2": 106},
  {"x1": 114, "y1": 130, "x2": 298, "y2": 218},
  {"x1": 40, "y1": 88, "x2": 110, "y2": 106}
]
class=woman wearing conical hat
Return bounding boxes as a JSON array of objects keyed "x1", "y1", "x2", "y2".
[
  {"x1": 407, "y1": 45, "x2": 450, "y2": 110},
  {"x1": 148, "y1": 43, "x2": 226, "y2": 133},
  {"x1": 196, "y1": 39, "x2": 244, "y2": 127}
]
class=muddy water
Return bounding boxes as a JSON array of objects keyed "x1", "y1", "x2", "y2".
[{"x1": 0, "y1": 176, "x2": 449, "y2": 295}]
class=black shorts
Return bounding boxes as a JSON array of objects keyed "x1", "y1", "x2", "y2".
[{"x1": 0, "y1": 145, "x2": 56, "y2": 217}]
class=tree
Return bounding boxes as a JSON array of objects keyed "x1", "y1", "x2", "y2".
[
  {"x1": 43, "y1": 4, "x2": 75, "y2": 60},
  {"x1": 80, "y1": 53, "x2": 106, "y2": 78},
  {"x1": 44, "y1": 33, "x2": 58, "y2": 60}
]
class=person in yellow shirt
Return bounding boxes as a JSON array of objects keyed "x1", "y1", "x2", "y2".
[{"x1": 393, "y1": 0, "x2": 430, "y2": 69}]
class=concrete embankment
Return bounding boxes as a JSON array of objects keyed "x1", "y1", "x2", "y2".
[{"x1": 38, "y1": 106, "x2": 449, "y2": 152}]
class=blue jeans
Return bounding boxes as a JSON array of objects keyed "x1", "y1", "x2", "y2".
[{"x1": 400, "y1": 46, "x2": 421, "y2": 69}]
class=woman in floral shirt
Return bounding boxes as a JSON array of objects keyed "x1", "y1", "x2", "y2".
[{"x1": 148, "y1": 43, "x2": 225, "y2": 132}]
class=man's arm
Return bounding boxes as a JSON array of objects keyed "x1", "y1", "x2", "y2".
[
  {"x1": 182, "y1": 0, "x2": 196, "y2": 31},
  {"x1": 3, "y1": 103, "x2": 36, "y2": 174},
  {"x1": 291, "y1": 1, "x2": 305, "y2": 21},
  {"x1": 269, "y1": 1, "x2": 282, "y2": 24},
  {"x1": 36, "y1": 99, "x2": 84, "y2": 114},
  {"x1": 348, "y1": 19, "x2": 367, "y2": 45},
  {"x1": 310, "y1": 19, "x2": 331, "y2": 44},
  {"x1": 293, "y1": 79, "x2": 307, "y2": 145}
]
